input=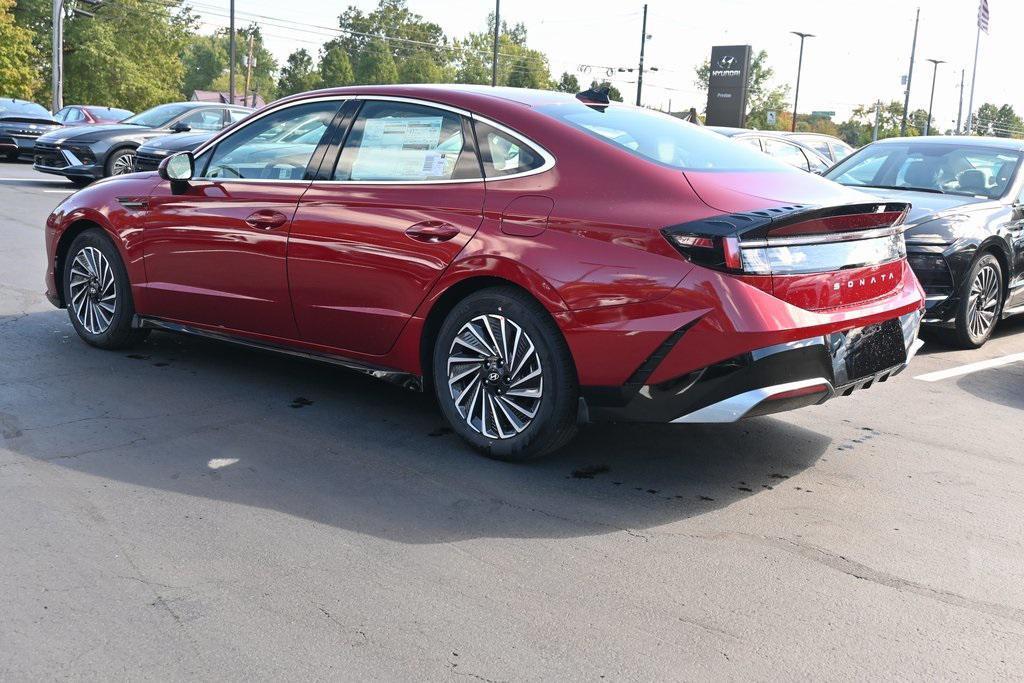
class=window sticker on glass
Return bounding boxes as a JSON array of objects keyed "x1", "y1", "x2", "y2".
[{"x1": 351, "y1": 116, "x2": 446, "y2": 180}]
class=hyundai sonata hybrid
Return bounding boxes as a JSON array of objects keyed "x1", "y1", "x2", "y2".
[{"x1": 44, "y1": 85, "x2": 925, "y2": 460}]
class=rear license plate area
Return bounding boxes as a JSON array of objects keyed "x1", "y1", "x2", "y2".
[{"x1": 844, "y1": 319, "x2": 906, "y2": 381}]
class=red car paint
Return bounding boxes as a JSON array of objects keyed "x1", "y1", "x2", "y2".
[{"x1": 45, "y1": 85, "x2": 925, "y2": 420}]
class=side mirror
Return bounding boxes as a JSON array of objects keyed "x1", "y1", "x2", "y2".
[
  {"x1": 169, "y1": 121, "x2": 191, "y2": 133},
  {"x1": 158, "y1": 152, "x2": 194, "y2": 184}
]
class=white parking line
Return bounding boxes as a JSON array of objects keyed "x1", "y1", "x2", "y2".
[
  {"x1": 914, "y1": 352, "x2": 1024, "y2": 382},
  {"x1": 43, "y1": 189, "x2": 73, "y2": 193},
  {"x1": 0, "y1": 177, "x2": 68, "y2": 183}
]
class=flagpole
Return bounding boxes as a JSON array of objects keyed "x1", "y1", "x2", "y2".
[{"x1": 965, "y1": 24, "x2": 981, "y2": 135}]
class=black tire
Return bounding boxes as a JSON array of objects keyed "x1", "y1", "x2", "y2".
[
  {"x1": 433, "y1": 287, "x2": 579, "y2": 461},
  {"x1": 951, "y1": 252, "x2": 1003, "y2": 349},
  {"x1": 62, "y1": 229, "x2": 148, "y2": 349},
  {"x1": 104, "y1": 147, "x2": 136, "y2": 177}
]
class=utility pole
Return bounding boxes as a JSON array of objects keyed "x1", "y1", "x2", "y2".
[
  {"x1": 491, "y1": 0, "x2": 500, "y2": 87},
  {"x1": 900, "y1": 7, "x2": 920, "y2": 136},
  {"x1": 790, "y1": 31, "x2": 814, "y2": 132},
  {"x1": 924, "y1": 58, "x2": 945, "y2": 135},
  {"x1": 965, "y1": 21, "x2": 982, "y2": 134},
  {"x1": 228, "y1": 0, "x2": 236, "y2": 104},
  {"x1": 956, "y1": 68, "x2": 965, "y2": 134},
  {"x1": 51, "y1": 0, "x2": 102, "y2": 112},
  {"x1": 873, "y1": 101, "x2": 881, "y2": 141},
  {"x1": 244, "y1": 32, "x2": 255, "y2": 108},
  {"x1": 635, "y1": 4, "x2": 649, "y2": 106}
]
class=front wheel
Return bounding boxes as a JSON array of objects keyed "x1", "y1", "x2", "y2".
[
  {"x1": 952, "y1": 253, "x2": 1003, "y2": 349},
  {"x1": 105, "y1": 148, "x2": 136, "y2": 176},
  {"x1": 433, "y1": 287, "x2": 579, "y2": 461},
  {"x1": 62, "y1": 229, "x2": 148, "y2": 349}
]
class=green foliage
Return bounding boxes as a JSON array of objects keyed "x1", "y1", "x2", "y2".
[
  {"x1": 590, "y1": 80, "x2": 623, "y2": 103},
  {"x1": 452, "y1": 13, "x2": 551, "y2": 88},
  {"x1": 357, "y1": 40, "x2": 398, "y2": 85},
  {"x1": 319, "y1": 45, "x2": 355, "y2": 87},
  {"x1": 555, "y1": 72, "x2": 579, "y2": 93},
  {"x1": 277, "y1": 48, "x2": 321, "y2": 97},
  {"x1": 62, "y1": 0, "x2": 195, "y2": 111},
  {"x1": 398, "y1": 50, "x2": 444, "y2": 84},
  {"x1": 973, "y1": 103, "x2": 1024, "y2": 138},
  {"x1": 184, "y1": 25, "x2": 278, "y2": 102},
  {"x1": 694, "y1": 50, "x2": 790, "y2": 130},
  {"x1": 0, "y1": 0, "x2": 39, "y2": 99},
  {"x1": 182, "y1": 35, "x2": 226, "y2": 97}
]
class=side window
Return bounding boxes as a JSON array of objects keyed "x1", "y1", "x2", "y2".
[
  {"x1": 764, "y1": 138, "x2": 811, "y2": 171},
  {"x1": 54, "y1": 108, "x2": 69, "y2": 123},
  {"x1": 802, "y1": 137, "x2": 833, "y2": 159},
  {"x1": 474, "y1": 120, "x2": 545, "y2": 178},
  {"x1": 200, "y1": 100, "x2": 340, "y2": 181},
  {"x1": 831, "y1": 141, "x2": 854, "y2": 161},
  {"x1": 334, "y1": 101, "x2": 475, "y2": 182},
  {"x1": 227, "y1": 109, "x2": 250, "y2": 125},
  {"x1": 738, "y1": 136, "x2": 763, "y2": 152},
  {"x1": 806, "y1": 152, "x2": 830, "y2": 174},
  {"x1": 64, "y1": 108, "x2": 84, "y2": 123},
  {"x1": 179, "y1": 109, "x2": 225, "y2": 132}
]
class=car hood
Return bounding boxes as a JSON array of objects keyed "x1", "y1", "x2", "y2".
[
  {"x1": 682, "y1": 168, "x2": 870, "y2": 213},
  {"x1": 37, "y1": 123, "x2": 156, "y2": 144},
  {"x1": 852, "y1": 187, "x2": 990, "y2": 226},
  {"x1": 139, "y1": 132, "x2": 214, "y2": 153}
]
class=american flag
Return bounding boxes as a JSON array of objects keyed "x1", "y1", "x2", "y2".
[{"x1": 977, "y1": 0, "x2": 990, "y2": 33}]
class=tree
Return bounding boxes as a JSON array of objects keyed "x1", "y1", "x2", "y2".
[
  {"x1": 185, "y1": 25, "x2": 279, "y2": 102},
  {"x1": 398, "y1": 50, "x2": 443, "y2": 84},
  {"x1": 453, "y1": 13, "x2": 551, "y2": 88},
  {"x1": 694, "y1": 50, "x2": 790, "y2": 129},
  {"x1": 0, "y1": 0, "x2": 39, "y2": 99},
  {"x1": 319, "y1": 45, "x2": 354, "y2": 87},
  {"x1": 277, "y1": 49, "x2": 321, "y2": 97},
  {"x1": 62, "y1": 0, "x2": 195, "y2": 111},
  {"x1": 554, "y1": 72, "x2": 579, "y2": 93},
  {"x1": 973, "y1": 103, "x2": 1023, "y2": 138},
  {"x1": 590, "y1": 80, "x2": 623, "y2": 102},
  {"x1": 182, "y1": 35, "x2": 226, "y2": 97},
  {"x1": 356, "y1": 40, "x2": 398, "y2": 85}
]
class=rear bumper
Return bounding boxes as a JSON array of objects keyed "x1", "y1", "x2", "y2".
[{"x1": 585, "y1": 308, "x2": 923, "y2": 423}]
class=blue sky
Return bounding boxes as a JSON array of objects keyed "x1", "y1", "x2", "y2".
[{"x1": 190, "y1": 0, "x2": 1021, "y2": 130}]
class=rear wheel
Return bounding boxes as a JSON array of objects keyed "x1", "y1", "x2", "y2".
[
  {"x1": 62, "y1": 229, "x2": 148, "y2": 349},
  {"x1": 952, "y1": 253, "x2": 1003, "y2": 349},
  {"x1": 433, "y1": 287, "x2": 578, "y2": 461},
  {"x1": 105, "y1": 148, "x2": 136, "y2": 177}
]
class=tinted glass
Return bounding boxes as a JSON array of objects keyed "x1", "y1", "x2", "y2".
[
  {"x1": 85, "y1": 107, "x2": 132, "y2": 121},
  {"x1": 122, "y1": 104, "x2": 192, "y2": 128},
  {"x1": 227, "y1": 109, "x2": 250, "y2": 124},
  {"x1": 179, "y1": 108, "x2": 225, "y2": 131},
  {"x1": 65, "y1": 108, "x2": 85, "y2": 123},
  {"x1": 334, "y1": 101, "x2": 474, "y2": 181},
  {"x1": 474, "y1": 121, "x2": 544, "y2": 177},
  {"x1": 53, "y1": 107, "x2": 69, "y2": 122},
  {"x1": 831, "y1": 140, "x2": 854, "y2": 160},
  {"x1": 763, "y1": 138, "x2": 811, "y2": 171},
  {"x1": 199, "y1": 100, "x2": 340, "y2": 180},
  {"x1": 537, "y1": 101, "x2": 795, "y2": 172},
  {"x1": 737, "y1": 136, "x2": 762, "y2": 151},
  {"x1": 0, "y1": 100, "x2": 51, "y2": 118},
  {"x1": 826, "y1": 142, "x2": 1024, "y2": 199}
]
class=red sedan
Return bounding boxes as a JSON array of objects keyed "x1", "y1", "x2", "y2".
[{"x1": 44, "y1": 85, "x2": 925, "y2": 460}]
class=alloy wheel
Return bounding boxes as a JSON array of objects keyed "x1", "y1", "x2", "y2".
[
  {"x1": 68, "y1": 246, "x2": 117, "y2": 335},
  {"x1": 446, "y1": 314, "x2": 543, "y2": 439},
  {"x1": 110, "y1": 152, "x2": 136, "y2": 175},
  {"x1": 967, "y1": 262, "x2": 1000, "y2": 341}
]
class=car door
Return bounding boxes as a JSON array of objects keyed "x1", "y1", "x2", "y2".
[
  {"x1": 287, "y1": 98, "x2": 485, "y2": 355},
  {"x1": 139, "y1": 99, "x2": 345, "y2": 339}
]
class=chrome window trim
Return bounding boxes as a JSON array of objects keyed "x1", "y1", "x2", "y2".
[{"x1": 188, "y1": 93, "x2": 556, "y2": 187}]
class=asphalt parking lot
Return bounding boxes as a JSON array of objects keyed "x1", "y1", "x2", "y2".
[{"x1": 1, "y1": 162, "x2": 1023, "y2": 679}]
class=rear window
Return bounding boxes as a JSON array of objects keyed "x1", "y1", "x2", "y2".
[
  {"x1": 86, "y1": 107, "x2": 133, "y2": 121},
  {"x1": 0, "y1": 100, "x2": 51, "y2": 119},
  {"x1": 536, "y1": 102, "x2": 797, "y2": 173}
]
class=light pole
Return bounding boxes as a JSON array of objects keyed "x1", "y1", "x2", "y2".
[
  {"x1": 924, "y1": 58, "x2": 945, "y2": 135},
  {"x1": 635, "y1": 4, "x2": 649, "y2": 106},
  {"x1": 491, "y1": 0, "x2": 500, "y2": 86},
  {"x1": 51, "y1": 0, "x2": 102, "y2": 112},
  {"x1": 790, "y1": 31, "x2": 813, "y2": 132},
  {"x1": 900, "y1": 7, "x2": 920, "y2": 136},
  {"x1": 228, "y1": 0, "x2": 236, "y2": 103}
]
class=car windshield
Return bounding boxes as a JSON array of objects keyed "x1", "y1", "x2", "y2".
[
  {"x1": 86, "y1": 107, "x2": 133, "y2": 121},
  {"x1": 825, "y1": 142, "x2": 1023, "y2": 199},
  {"x1": 0, "y1": 100, "x2": 51, "y2": 119},
  {"x1": 537, "y1": 102, "x2": 797, "y2": 172},
  {"x1": 122, "y1": 104, "x2": 192, "y2": 128}
]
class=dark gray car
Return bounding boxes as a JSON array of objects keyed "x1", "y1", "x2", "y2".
[
  {"x1": 33, "y1": 101, "x2": 252, "y2": 184},
  {"x1": 134, "y1": 131, "x2": 215, "y2": 172},
  {"x1": 825, "y1": 136, "x2": 1024, "y2": 348},
  {"x1": 0, "y1": 99, "x2": 61, "y2": 161}
]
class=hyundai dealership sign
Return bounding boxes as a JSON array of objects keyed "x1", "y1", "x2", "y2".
[{"x1": 705, "y1": 45, "x2": 752, "y2": 127}]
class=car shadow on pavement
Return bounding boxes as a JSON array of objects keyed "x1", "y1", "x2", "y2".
[
  {"x1": 2, "y1": 311, "x2": 832, "y2": 544},
  {"x1": 956, "y1": 365, "x2": 1024, "y2": 411}
]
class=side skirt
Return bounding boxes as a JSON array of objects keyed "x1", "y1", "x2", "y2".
[{"x1": 136, "y1": 316, "x2": 423, "y2": 391}]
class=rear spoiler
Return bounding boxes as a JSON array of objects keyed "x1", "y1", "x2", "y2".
[{"x1": 667, "y1": 202, "x2": 911, "y2": 241}]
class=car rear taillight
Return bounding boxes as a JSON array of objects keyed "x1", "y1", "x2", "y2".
[{"x1": 663, "y1": 202, "x2": 911, "y2": 309}]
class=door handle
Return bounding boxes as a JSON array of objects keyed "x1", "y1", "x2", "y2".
[
  {"x1": 245, "y1": 210, "x2": 289, "y2": 230},
  {"x1": 405, "y1": 221, "x2": 461, "y2": 243}
]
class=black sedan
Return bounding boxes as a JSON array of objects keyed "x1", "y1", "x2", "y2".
[
  {"x1": 0, "y1": 99, "x2": 61, "y2": 161},
  {"x1": 33, "y1": 101, "x2": 252, "y2": 184},
  {"x1": 134, "y1": 131, "x2": 214, "y2": 172},
  {"x1": 825, "y1": 136, "x2": 1024, "y2": 348}
]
